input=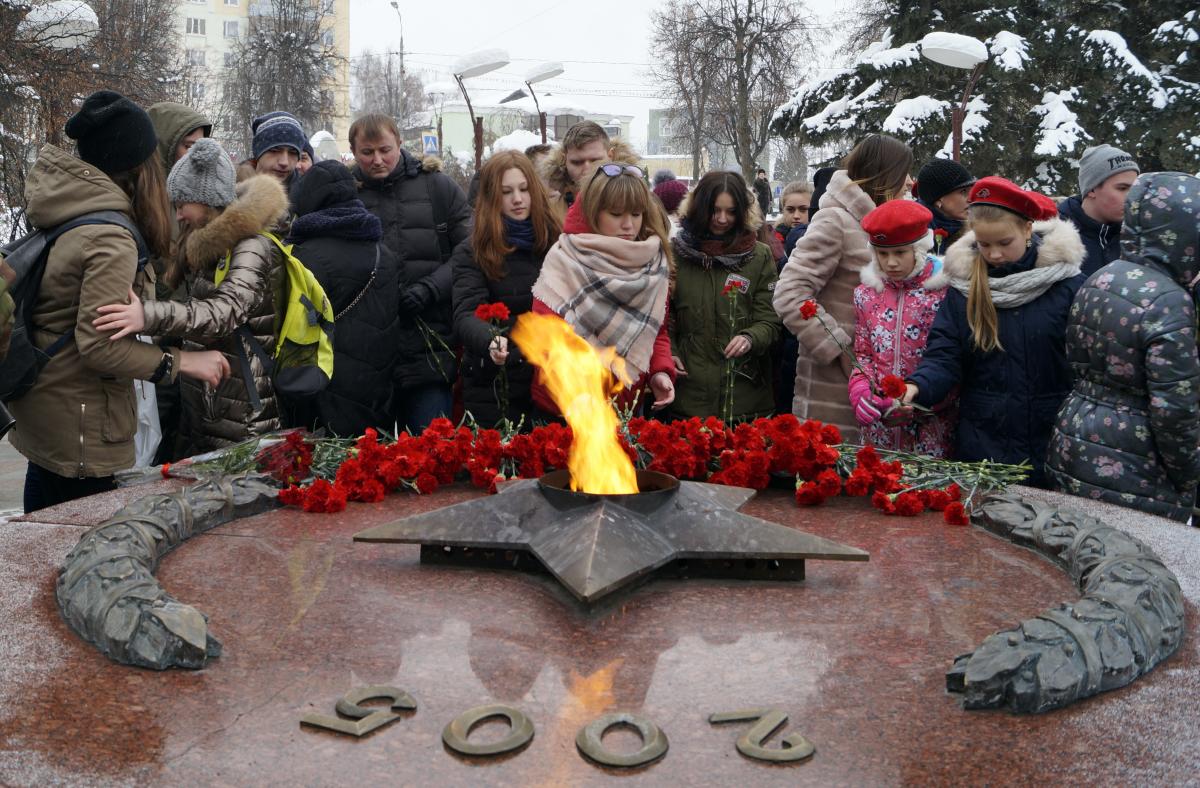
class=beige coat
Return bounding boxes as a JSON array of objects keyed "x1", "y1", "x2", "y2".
[
  {"x1": 773, "y1": 170, "x2": 877, "y2": 442},
  {"x1": 10, "y1": 145, "x2": 180, "y2": 478},
  {"x1": 142, "y1": 175, "x2": 287, "y2": 453}
]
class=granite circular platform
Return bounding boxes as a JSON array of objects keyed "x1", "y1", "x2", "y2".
[{"x1": 1, "y1": 482, "x2": 1197, "y2": 785}]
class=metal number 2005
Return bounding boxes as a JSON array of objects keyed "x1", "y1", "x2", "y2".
[{"x1": 302, "y1": 688, "x2": 814, "y2": 769}]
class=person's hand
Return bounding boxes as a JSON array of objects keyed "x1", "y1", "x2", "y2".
[
  {"x1": 93, "y1": 287, "x2": 146, "y2": 340},
  {"x1": 838, "y1": 354, "x2": 854, "y2": 379},
  {"x1": 648, "y1": 372, "x2": 675, "y2": 410},
  {"x1": 723, "y1": 334, "x2": 752, "y2": 359},
  {"x1": 179, "y1": 350, "x2": 230, "y2": 388},
  {"x1": 671, "y1": 355, "x2": 688, "y2": 377},
  {"x1": 882, "y1": 403, "x2": 915, "y2": 427},
  {"x1": 852, "y1": 392, "x2": 893, "y2": 426},
  {"x1": 489, "y1": 335, "x2": 508, "y2": 365},
  {"x1": 398, "y1": 280, "x2": 435, "y2": 314},
  {"x1": 903, "y1": 383, "x2": 919, "y2": 405}
]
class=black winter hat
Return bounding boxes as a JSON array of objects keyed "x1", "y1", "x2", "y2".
[
  {"x1": 65, "y1": 90, "x2": 158, "y2": 176},
  {"x1": 290, "y1": 159, "x2": 358, "y2": 216},
  {"x1": 915, "y1": 158, "x2": 975, "y2": 206}
]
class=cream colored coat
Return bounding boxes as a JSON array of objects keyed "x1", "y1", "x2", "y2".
[{"x1": 773, "y1": 170, "x2": 877, "y2": 442}]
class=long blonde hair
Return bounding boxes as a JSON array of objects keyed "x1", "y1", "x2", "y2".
[{"x1": 965, "y1": 204, "x2": 1030, "y2": 352}]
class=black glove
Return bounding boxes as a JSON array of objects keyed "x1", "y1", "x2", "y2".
[{"x1": 398, "y1": 280, "x2": 435, "y2": 314}]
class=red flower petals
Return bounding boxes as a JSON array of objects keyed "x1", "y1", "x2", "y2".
[
  {"x1": 943, "y1": 502, "x2": 969, "y2": 526},
  {"x1": 880, "y1": 374, "x2": 907, "y2": 399},
  {"x1": 799, "y1": 299, "x2": 819, "y2": 320},
  {"x1": 474, "y1": 302, "x2": 511, "y2": 322}
]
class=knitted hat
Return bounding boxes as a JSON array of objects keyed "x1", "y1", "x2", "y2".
[
  {"x1": 1078, "y1": 144, "x2": 1139, "y2": 196},
  {"x1": 861, "y1": 200, "x2": 933, "y2": 247},
  {"x1": 167, "y1": 138, "x2": 237, "y2": 208},
  {"x1": 653, "y1": 179, "x2": 688, "y2": 214},
  {"x1": 250, "y1": 111, "x2": 307, "y2": 160},
  {"x1": 64, "y1": 90, "x2": 158, "y2": 175},
  {"x1": 969, "y1": 176, "x2": 1058, "y2": 221},
  {"x1": 290, "y1": 159, "x2": 357, "y2": 217},
  {"x1": 915, "y1": 158, "x2": 975, "y2": 205}
]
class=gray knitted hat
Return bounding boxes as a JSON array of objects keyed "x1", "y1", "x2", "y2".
[
  {"x1": 167, "y1": 138, "x2": 236, "y2": 208},
  {"x1": 1078, "y1": 144, "x2": 1139, "y2": 196}
]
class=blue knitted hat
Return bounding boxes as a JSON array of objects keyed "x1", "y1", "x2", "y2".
[{"x1": 250, "y1": 111, "x2": 306, "y2": 160}]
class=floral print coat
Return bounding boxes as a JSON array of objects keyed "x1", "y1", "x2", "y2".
[
  {"x1": 1046, "y1": 172, "x2": 1200, "y2": 522},
  {"x1": 852, "y1": 253, "x2": 956, "y2": 455}
]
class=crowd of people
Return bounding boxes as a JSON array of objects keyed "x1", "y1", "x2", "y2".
[{"x1": 3, "y1": 88, "x2": 1198, "y2": 525}]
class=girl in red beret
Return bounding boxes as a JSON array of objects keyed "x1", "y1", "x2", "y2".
[
  {"x1": 903, "y1": 177, "x2": 1086, "y2": 486},
  {"x1": 849, "y1": 199, "x2": 956, "y2": 456}
]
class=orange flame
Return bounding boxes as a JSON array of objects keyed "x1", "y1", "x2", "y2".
[{"x1": 511, "y1": 313, "x2": 638, "y2": 494}]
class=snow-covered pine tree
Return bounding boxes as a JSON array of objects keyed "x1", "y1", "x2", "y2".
[{"x1": 772, "y1": 2, "x2": 1200, "y2": 194}]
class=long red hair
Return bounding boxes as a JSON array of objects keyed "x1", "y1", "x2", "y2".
[{"x1": 471, "y1": 150, "x2": 560, "y2": 280}]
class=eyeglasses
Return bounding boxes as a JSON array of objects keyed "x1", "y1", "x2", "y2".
[{"x1": 594, "y1": 163, "x2": 645, "y2": 180}]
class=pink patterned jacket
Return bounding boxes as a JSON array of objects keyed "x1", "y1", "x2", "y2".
[{"x1": 851, "y1": 254, "x2": 957, "y2": 456}]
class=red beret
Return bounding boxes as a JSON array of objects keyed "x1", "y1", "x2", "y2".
[
  {"x1": 968, "y1": 176, "x2": 1058, "y2": 221},
  {"x1": 860, "y1": 199, "x2": 933, "y2": 247}
]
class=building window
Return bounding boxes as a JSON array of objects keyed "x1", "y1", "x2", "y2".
[
  {"x1": 224, "y1": 20, "x2": 238, "y2": 37},
  {"x1": 186, "y1": 18, "x2": 206, "y2": 35},
  {"x1": 186, "y1": 49, "x2": 206, "y2": 66},
  {"x1": 320, "y1": 29, "x2": 334, "y2": 47},
  {"x1": 224, "y1": 51, "x2": 236, "y2": 68},
  {"x1": 224, "y1": 0, "x2": 237, "y2": 4},
  {"x1": 189, "y1": 83, "x2": 206, "y2": 100}
]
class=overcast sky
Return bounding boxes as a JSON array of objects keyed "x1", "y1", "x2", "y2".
[{"x1": 349, "y1": 0, "x2": 855, "y2": 149}]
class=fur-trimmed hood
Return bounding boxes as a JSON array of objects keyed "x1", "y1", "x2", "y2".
[
  {"x1": 943, "y1": 216, "x2": 1085, "y2": 281},
  {"x1": 860, "y1": 249, "x2": 950, "y2": 293},
  {"x1": 184, "y1": 174, "x2": 288, "y2": 267},
  {"x1": 541, "y1": 139, "x2": 641, "y2": 194}
]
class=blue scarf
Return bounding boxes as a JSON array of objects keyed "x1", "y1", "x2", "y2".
[
  {"x1": 918, "y1": 198, "x2": 963, "y2": 255},
  {"x1": 288, "y1": 200, "x2": 382, "y2": 243},
  {"x1": 503, "y1": 216, "x2": 535, "y2": 251}
]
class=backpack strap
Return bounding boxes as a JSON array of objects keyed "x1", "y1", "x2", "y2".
[
  {"x1": 422, "y1": 175, "x2": 453, "y2": 263},
  {"x1": 233, "y1": 325, "x2": 274, "y2": 412},
  {"x1": 36, "y1": 211, "x2": 151, "y2": 360}
]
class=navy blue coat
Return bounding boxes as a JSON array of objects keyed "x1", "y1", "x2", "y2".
[
  {"x1": 1058, "y1": 196, "x2": 1121, "y2": 277},
  {"x1": 909, "y1": 218, "x2": 1086, "y2": 486}
]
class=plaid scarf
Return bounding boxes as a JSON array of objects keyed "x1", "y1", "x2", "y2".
[{"x1": 532, "y1": 233, "x2": 669, "y2": 380}]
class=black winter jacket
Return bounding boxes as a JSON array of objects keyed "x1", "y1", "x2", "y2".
[
  {"x1": 1058, "y1": 196, "x2": 1122, "y2": 277},
  {"x1": 1047, "y1": 173, "x2": 1200, "y2": 521},
  {"x1": 291, "y1": 235, "x2": 401, "y2": 436},
  {"x1": 451, "y1": 238, "x2": 543, "y2": 428},
  {"x1": 354, "y1": 149, "x2": 470, "y2": 389},
  {"x1": 909, "y1": 218, "x2": 1086, "y2": 486}
]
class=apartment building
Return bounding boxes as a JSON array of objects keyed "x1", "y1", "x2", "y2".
[{"x1": 176, "y1": 0, "x2": 351, "y2": 157}]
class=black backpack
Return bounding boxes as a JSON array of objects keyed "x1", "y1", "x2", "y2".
[{"x1": 0, "y1": 211, "x2": 148, "y2": 402}]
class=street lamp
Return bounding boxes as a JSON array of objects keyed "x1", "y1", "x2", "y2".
[
  {"x1": 18, "y1": 1, "x2": 100, "y2": 145},
  {"x1": 452, "y1": 48, "x2": 509, "y2": 170},
  {"x1": 919, "y1": 32, "x2": 988, "y2": 163},
  {"x1": 523, "y1": 61, "x2": 563, "y2": 144},
  {"x1": 388, "y1": 1, "x2": 405, "y2": 128}
]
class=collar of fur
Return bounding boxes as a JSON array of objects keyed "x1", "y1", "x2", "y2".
[
  {"x1": 541, "y1": 139, "x2": 641, "y2": 194},
  {"x1": 860, "y1": 253, "x2": 950, "y2": 293},
  {"x1": 943, "y1": 216, "x2": 1085, "y2": 281},
  {"x1": 821, "y1": 169, "x2": 878, "y2": 221},
  {"x1": 184, "y1": 174, "x2": 289, "y2": 267}
]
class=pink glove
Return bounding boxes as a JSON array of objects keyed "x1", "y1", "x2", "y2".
[{"x1": 848, "y1": 373, "x2": 894, "y2": 427}]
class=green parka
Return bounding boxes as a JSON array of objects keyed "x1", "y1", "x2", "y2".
[
  {"x1": 665, "y1": 236, "x2": 782, "y2": 422},
  {"x1": 9, "y1": 145, "x2": 180, "y2": 478}
]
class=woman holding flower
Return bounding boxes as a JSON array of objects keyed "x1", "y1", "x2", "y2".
[
  {"x1": 665, "y1": 171, "x2": 782, "y2": 423},
  {"x1": 452, "y1": 151, "x2": 561, "y2": 428},
  {"x1": 773, "y1": 133, "x2": 915, "y2": 441}
]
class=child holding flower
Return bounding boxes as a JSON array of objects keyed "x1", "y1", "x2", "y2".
[{"x1": 848, "y1": 200, "x2": 956, "y2": 455}]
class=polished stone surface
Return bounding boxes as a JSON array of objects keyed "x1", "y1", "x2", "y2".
[{"x1": 0, "y1": 485, "x2": 1196, "y2": 785}]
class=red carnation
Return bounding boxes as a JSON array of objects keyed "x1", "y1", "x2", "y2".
[
  {"x1": 944, "y1": 502, "x2": 969, "y2": 526},
  {"x1": 844, "y1": 470, "x2": 872, "y2": 497},
  {"x1": 871, "y1": 491, "x2": 894, "y2": 514},
  {"x1": 795, "y1": 482, "x2": 826, "y2": 506},
  {"x1": 893, "y1": 491, "x2": 925, "y2": 516},
  {"x1": 799, "y1": 300, "x2": 819, "y2": 320},
  {"x1": 160, "y1": 463, "x2": 171, "y2": 479},
  {"x1": 815, "y1": 469, "x2": 842, "y2": 497},
  {"x1": 819, "y1": 424, "x2": 842, "y2": 445},
  {"x1": 414, "y1": 472, "x2": 439, "y2": 495},
  {"x1": 474, "y1": 302, "x2": 510, "y2": 322},
  {"x1": 721, "y1": 282, "x2": 734, "y2": 296},
  {"x1": 880, "y1": 374, "x2": 907, "y2": 399}
]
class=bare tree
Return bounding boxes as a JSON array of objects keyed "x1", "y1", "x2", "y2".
[
  {"x1": 699, "y1": 0, "x2": 815, "y2": 179},
  {"x1": 224, "y1": 0, "x2": 343, "y2": 156},
  {"x1": 352, "y1": 50, "x2": 429, "y2": 131},
  {"x1": 650, "y1": 1, "x2": 718, "y2": 181},
  {"x1": 0, "y1": 0, "x2": 183, "y2": 239}
]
